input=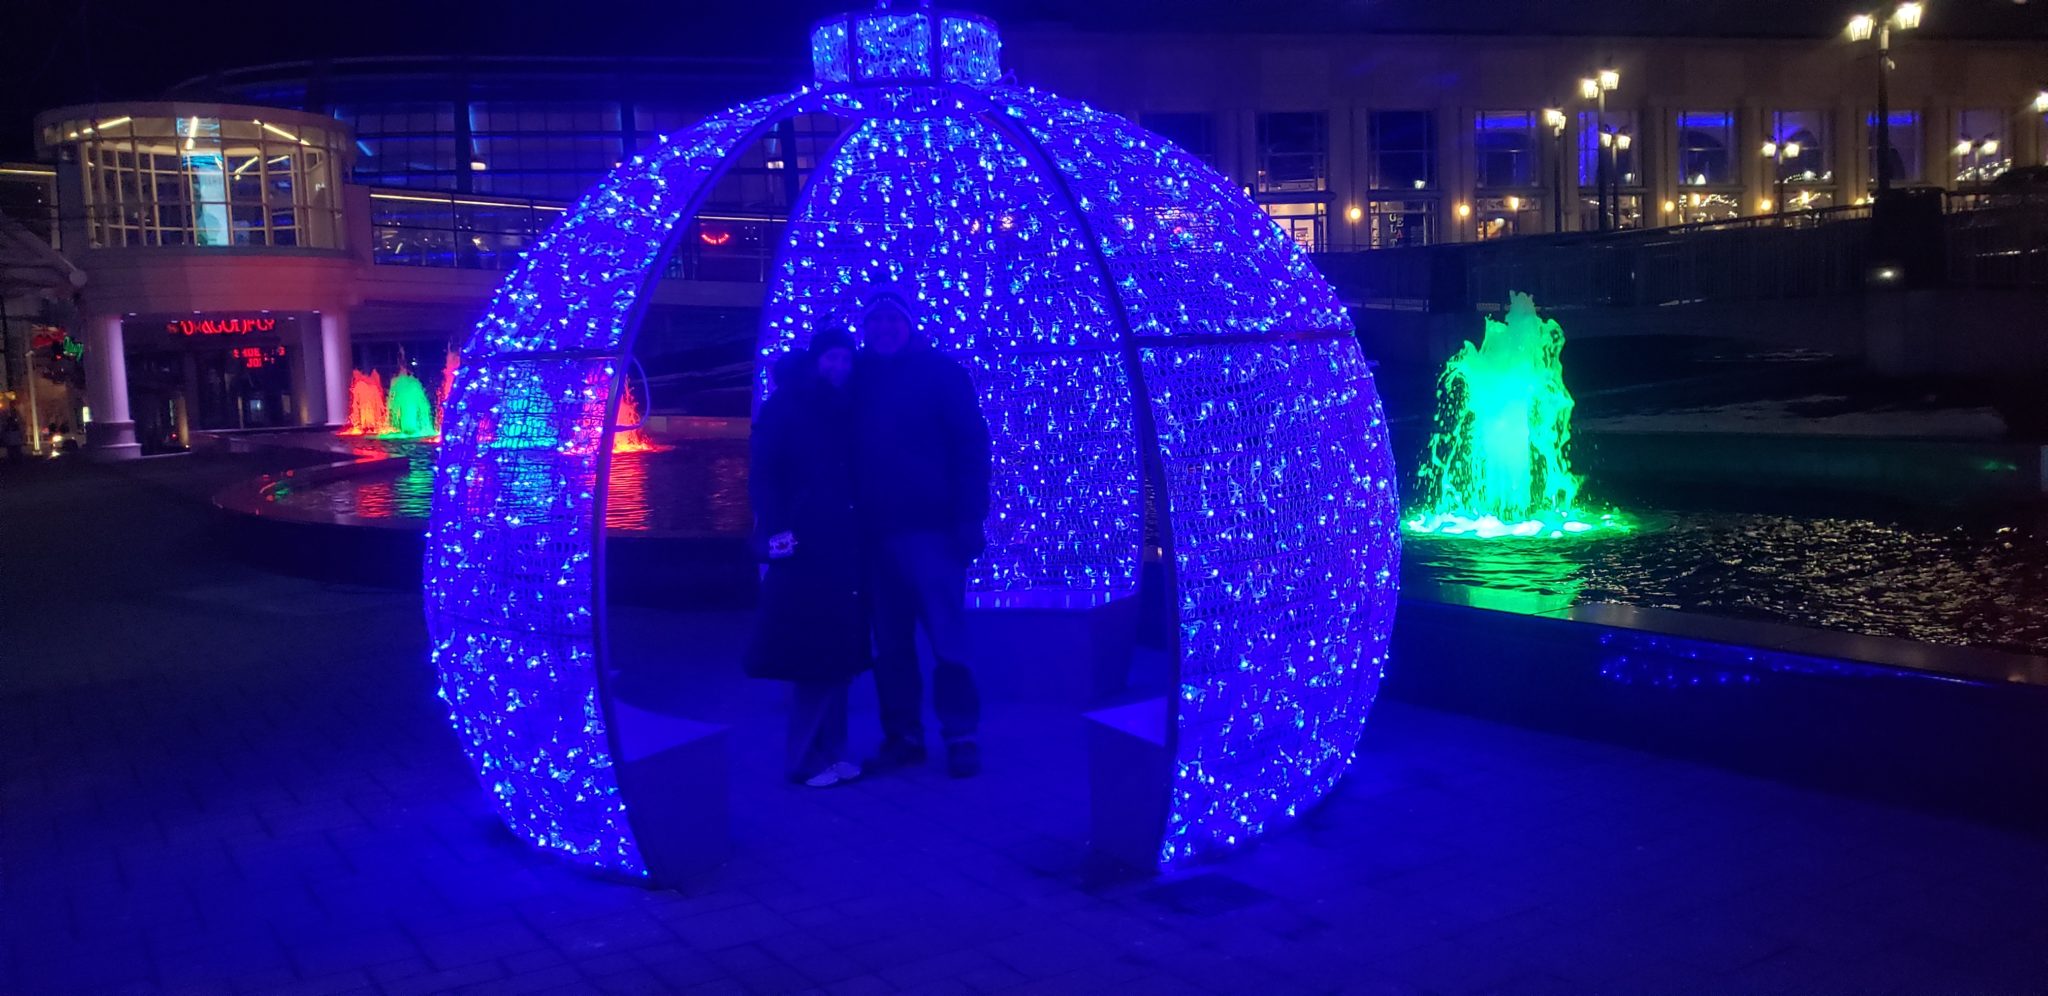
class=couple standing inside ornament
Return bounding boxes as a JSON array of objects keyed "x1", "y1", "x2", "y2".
[{"x1": 745, "y1": 288, "x2": 993, "y2": 788}]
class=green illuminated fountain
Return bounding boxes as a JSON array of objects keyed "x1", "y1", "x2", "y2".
[
  {"x1": 1406, "y1": 292, "x2": 1628, "y2": 540},
  {"x1": 382, "y1": 371, "x2": 438, "y2": 440}
]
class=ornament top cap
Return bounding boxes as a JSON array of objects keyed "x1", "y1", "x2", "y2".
[{"x1": 809, "y1": 2, "x2": 1003, "y2": 88}]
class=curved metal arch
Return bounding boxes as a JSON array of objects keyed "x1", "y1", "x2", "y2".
[
  {"x1": 427, "y1": 86, "x2": 826, "y2": 877},
  {"x1": 989, "y1": 87, "x2": 1401, "y2": 864},
  {"x1": 430, "y1": 75, "x2": 1398, "y2": 878}
]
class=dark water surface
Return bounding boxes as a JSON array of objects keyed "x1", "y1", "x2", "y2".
[
  {"x1": 1404, "y1": 506, "x2": 2048, "y2": 657},
  {"x1": 265, "y1": 437, "x2": 2048, "y2": 656}
]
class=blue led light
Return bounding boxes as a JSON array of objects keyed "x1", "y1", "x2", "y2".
[{"x1": 428, "y1": 6, "x2": 1399, "y2": 877}]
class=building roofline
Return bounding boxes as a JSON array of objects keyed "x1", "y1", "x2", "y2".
[{"x1": 166, "y1": 53, "x2": 797, "y2": 97}]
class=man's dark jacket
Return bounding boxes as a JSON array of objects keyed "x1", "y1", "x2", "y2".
[{"x1": 853, "y1": 342, "x2": 991, "y2": 558}]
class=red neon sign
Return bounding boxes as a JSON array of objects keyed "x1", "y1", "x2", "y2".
[
  {"x1": 165, "y1": 316, "x2": 278, "y2": 336},
  {"x1": 230, "y1": 345, "x2": 287, "y2": 369}
]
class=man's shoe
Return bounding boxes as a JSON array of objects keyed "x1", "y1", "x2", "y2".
[
  {"x1": 866, "y1": 738, "x2": 927, "y2": 772},
  {"x1": 946, "y1": 740, "x2": 980, "y2": 779}
]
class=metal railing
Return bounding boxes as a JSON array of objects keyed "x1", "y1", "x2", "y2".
[
  {"x1": 369, "y1": 188, "x2": 782, "y2": 280},
  {"x1": 1945, "y1": 191, "x2": 2048, "y2": 289},
  {"x1": 1315, "y1": 193, "x2": 2048, "y2": 312}
]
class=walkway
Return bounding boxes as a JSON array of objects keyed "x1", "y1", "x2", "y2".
[{"x1": 2, "y1": 454, "x2": 2044, "y2": 994}]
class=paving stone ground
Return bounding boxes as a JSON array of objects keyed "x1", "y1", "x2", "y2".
[{"x1": 4, "y1": 453, "x2": 2046, "y2": 995}]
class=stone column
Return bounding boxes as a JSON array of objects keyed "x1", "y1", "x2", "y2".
[
  {"x1": 83, "y1": 313, "x2": 139, "y2": 460},
  {"x1": 319, "y1": 311, "x2": 351, "y2": 427}
]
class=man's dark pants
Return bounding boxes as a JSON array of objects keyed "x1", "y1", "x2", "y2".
[{"x1": 870, "y1": 530, "x2": 979, "y2": 746}]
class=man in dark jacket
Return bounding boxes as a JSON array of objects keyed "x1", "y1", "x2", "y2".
[{"x1": 855, "y1": 290, "x2": 992, "y2": 778}]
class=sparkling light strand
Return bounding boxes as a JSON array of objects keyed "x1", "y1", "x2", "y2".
[{"x1": 426, "y1": 90, "x2": 810, "y2": 877}]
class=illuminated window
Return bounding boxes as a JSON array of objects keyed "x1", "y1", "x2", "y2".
[
  {"x1": 1769, "y1": 110, "x2": 1835, "y2": 188},
  {"x1": 1368, "y1": 110, "x2": 1435, "y2": 191},
  {"x1": 1677, "y1": 111, "x2": 1737, "y2": 187},
  {"x1": 1474, "y1": 194, "x2": 1539, "y2": 240},
  {"x1": 1256, "y1": 112, "x2": 1326, "y2": 193},
  {"x1": 1474, "y1": 111, "x2": 1538, "y2": 188},
  {"x1": 50, "y1": 114, "x2": 345, "y2": 249},
  {"x1": 1953, "y1": 109, "x2": 2010, "y2": 185},
  {"x1": 1577, "y1": 109, "x2": 1640, "y2": 188},
  {"x1": 1368, "y1": 198, "x2": 1436, "y2": 247},
  {"x1": 1578, "y1": 194, "x2": 1643, "y2": 231},
  {"x1": 1678, "y1": 191, "x2": 1741, "y2": 224},
  {"x1": 1260, "y1": 200, "x2": 1328, "y2": 252},
  {"x1": 1866, "y1": 110, "x2": 1924, "y2": 184}
]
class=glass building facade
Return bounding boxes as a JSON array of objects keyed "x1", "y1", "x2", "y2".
[{"x1": 39, "y1": 112, "x2": 346, "y2": 248}]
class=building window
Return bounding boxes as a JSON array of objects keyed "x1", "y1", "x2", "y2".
[
  {"x1": 1367, "y1": 198, "x2": 1436, "y2": 248},
  {"x1": 1769, "y1": 110, "x2": 1835, "y2": 189},
  {"x1": 1475, "y1": 194, "x2": 1539, "y2": 240},
  {"x1": 1141, "y1": 113, "x2": 1218, "y2": 168},
  {"x1": 49, "y1": 114, "x2": 346, "y2": 249},
  {"x1": 1678, "y1": 111, "x2": 1737, "y2": 187},
  {"x1": 1578, "y1": 194, "x2": 1645, "y2": 232},
  {"x1": 335, "y1": 103, "x2": 459, "y2": 191},
  {"x1": 1260, "y1": 200, "x2": 1327, "y2": 252},
  {"x1": 1953, "y1": 109, "x2": 2010, "y2": 185},
  {"x1": 1867, "y1": 110, "x2": 1924, "y2": 184},
  {"x1": 370, "y1": 190, "x2": 563, "y2": 269},
  {"x1": 1368, "y1": 110, "x2": 1436, "y2": 191},
  {"x1": 469, "y1": 102, "x2": 625, "y2": 201},
  {"x1": 1577, "y1": 110, "x2": 1640, "y2": 188},
  {"x1": 1678, "y1": 191, "x2": 1741, "y2": 224},
  {"x1": 1256, "y1": 112, "x2": 1327, "y2": 193},
  {"x1": 1474, "y1": 111, "x2": 1539, "y2": 189}
]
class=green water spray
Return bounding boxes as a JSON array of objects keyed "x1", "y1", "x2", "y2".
[
  {"x1": 381, "y1": 372, "x2": 437, "y2": 439},
  {"x1": 1407, "y1": 292, "x2": 1626, "y2": 539}
]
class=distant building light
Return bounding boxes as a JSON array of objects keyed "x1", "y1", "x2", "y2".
[
  {"x1": 1454, "y1": 202, "x2": 1472, "y2": 218},
  {"x1": 1346, "y1": 205, "x2": 1363, "y2": 222},
  {"x1": 471, "y1": 159, "x2": 489, "y2": 171},
  {"x1": 1662, "y1": 200, "x2": 1677, "y2": 213},
  {"x1": 1411, "y1": 178, "x2": 1426, "y2": 190}
]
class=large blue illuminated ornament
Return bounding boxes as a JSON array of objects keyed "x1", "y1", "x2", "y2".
[{"x1": 425, "y1": 3, "x2": 1399, "y2": 877}]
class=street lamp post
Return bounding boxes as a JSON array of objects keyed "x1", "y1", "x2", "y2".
[
  {"x1": 1849, "y1": 3, "x2": 1922, "y2": 199},
  {"x1": 1543, "y1": 107, "x2": 1568, "y2": 233},
  {"x1": 1582, "y1": 68, "x2": 1620, "y2": 231},
  {"x1": 1761, "y1": 139, "x2": 1801, "y2": 217}
]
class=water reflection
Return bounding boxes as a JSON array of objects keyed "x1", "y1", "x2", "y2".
[
  {"x1": 270, "y1": 439, "x2": 752, "y2": 537},
  {"x1": 1405, "y1": 509, "x2": 2048, "y2": 656}
]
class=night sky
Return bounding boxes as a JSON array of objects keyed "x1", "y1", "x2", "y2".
[{"x1": 6, "y1": 0, "x2": 2043, "y2": 158}]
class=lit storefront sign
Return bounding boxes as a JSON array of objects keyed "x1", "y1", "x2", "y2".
[
  {"x1": 163, "y1": 316, "x2": 280, "y2": 336},
  {"x1": 230, "y1": 345, "x2": 288, "y2": 369}
]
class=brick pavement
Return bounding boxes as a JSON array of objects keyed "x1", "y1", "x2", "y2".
[{"x1": 3, "y1": 454, "x2": 2045, "y2": 995}]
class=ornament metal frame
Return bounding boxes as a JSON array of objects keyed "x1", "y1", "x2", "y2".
[{"x1": 424, "y1": 3, "x2": 1401, "y2": 882}]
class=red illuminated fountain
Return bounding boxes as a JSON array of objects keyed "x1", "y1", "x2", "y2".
[
  {"x1": 612, "y1": 383, "x2": 664, "y2": 454},
  {"x1": 337, "y1": 371, "x2": 390, "y2": 436},
  {"x1": 340, "y1": 351, "x2": 661, "y2": 454}
]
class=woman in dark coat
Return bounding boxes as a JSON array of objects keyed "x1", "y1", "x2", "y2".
[{"x1": 746, "y1": 329, "x2": 869, "y2": 787}]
